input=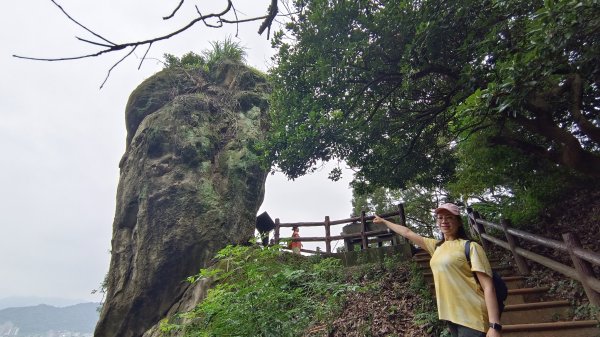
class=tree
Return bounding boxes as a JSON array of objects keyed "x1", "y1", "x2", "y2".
[
  {"x1": 448, "y1": 126, "x2": 593, "y2": 224},
  {"x1": 266, "y1": 0, "x2": 600, "y2": 192}
]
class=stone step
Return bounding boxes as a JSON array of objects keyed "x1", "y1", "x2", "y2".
[
  {"x1": 502, "y1": 300, "x2": 572, "y2": 325},
  {"x1": 506, "y1": 287, "x2": 549, "y2": 305},
  {"x1": 503, "y1": 320, "x2": 600, "y2": 337}
]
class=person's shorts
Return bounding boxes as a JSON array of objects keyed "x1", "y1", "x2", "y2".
[{"x1": 447, "y1": 322, "x2": 486, "y2": 337}]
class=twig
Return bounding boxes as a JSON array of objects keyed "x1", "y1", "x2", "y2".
[
  {"x1": 163, "y1": 0, "x2": 185, "y2": 20},
  {"x1": 100, "y1": 46, "x2": 137, "y2": 89},
  {"x1": 138, "y1": 42, "x2": 152, "y2": 70},
  {"x1": 50, "y1": 0, "x2": 115, "y2": 46}
]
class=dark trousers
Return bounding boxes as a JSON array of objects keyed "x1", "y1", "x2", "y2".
[{"x1": 447, "y1": 321, "x2": 486, "y2": 337}]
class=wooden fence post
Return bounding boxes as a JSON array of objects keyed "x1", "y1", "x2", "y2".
[
  {"x1": 325, "y1": 216, "x2": 331, "y2": 254},
  {"x1": 471, "y1": 210, "x2": 489, "y2": 251},
  {"x1": 398, "y1": 203, "x2": 406, "y2": 226},
  {"x1": 562, "y1": 232, "x2": 600, "y2": 307},
  {"x1": 501, "y1": 219, "x2": 530, "y2": 275},
  {"x1": 274, "y1": 218, "x2": 280, "y2": 246},
  {"x1": 361, "y1": 211, "x2": 368, "y2": 250},
  {"x1": 466, "y1": 207, "x2": 479, "y2": 239}
]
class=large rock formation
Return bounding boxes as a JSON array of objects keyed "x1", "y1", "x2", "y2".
[{"x1": 95, "y1": 61, "x2": 270, "y2": 337}]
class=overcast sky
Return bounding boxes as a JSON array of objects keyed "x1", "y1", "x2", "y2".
[{"x1": 1, "y1": 0, "x2": 354, "y2": 304}]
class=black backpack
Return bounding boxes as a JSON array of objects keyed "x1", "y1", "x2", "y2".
[{"x1": 465, "y1": 240, "x2": 508, "y2": 314}]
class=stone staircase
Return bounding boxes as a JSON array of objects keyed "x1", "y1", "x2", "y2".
[{"x1": 413, "y1": 252, "x2": 600, "y2": 337}]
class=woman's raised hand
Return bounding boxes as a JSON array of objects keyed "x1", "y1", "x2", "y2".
[{"x1": 372, "y1": 215, "x2": 385, "y2": 223}]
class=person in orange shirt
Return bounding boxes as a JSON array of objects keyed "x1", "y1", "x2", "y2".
[
  {"x1": 374, "y1": 203, "x2": 502, "y2": 337},
  {"x1": 290, "y1": 226, "x2": 302, "y2": 254}
]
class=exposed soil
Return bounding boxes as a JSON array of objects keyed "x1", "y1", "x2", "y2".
[{"x1": 306, "y1": 263, "x2": 437, "y2": 337}]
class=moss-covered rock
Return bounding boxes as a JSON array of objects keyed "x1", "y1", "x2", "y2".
[{"x1": 95, "y1": 61, "x2": 270, "y2": 337}]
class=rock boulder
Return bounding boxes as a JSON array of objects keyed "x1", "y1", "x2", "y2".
[{"x1": 94, "y1": 61, "x2": 270, "y2": 337}]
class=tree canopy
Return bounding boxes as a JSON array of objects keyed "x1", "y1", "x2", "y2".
[{"x1": 266, "y1": 0, "x2": 600, "y2": 193}]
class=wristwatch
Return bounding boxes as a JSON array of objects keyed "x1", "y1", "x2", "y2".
[{"x1": 489, "y1": 322, "x2": 502, "y2": 331}]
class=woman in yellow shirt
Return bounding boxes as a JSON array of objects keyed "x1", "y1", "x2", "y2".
[{"x1": 373, "y1": 203, "x2": 502, "y2": 337}]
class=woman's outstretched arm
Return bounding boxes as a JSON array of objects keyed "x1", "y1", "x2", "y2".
[{"x1": 373, "y1": 215, "x2": 426, "y2": 248}]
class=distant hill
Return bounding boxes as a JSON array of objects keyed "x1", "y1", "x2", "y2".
[
  {"x1": 0, "y1": 296, "x2": 89, "y2": 310},
  {"x1": 0, "y1": 302, "x2": 99, "y2": 335}
]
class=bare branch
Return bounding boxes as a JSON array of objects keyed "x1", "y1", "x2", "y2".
[
  {"x1": 100, "y1": 46, "x2": 137, "y2": 89},
  {"x1": 138, "y1": 43, "x2": 152, "y2": 70},
  {"x1": 76, "y1": 37, "x2": 115, "y2": 48},
  {"x1": 195, "y1": 6, "x2": 223, "y2": 28},
  {"x1": 222, "y1": 15, "x2": 272, "y2": 24},
  {"x1": 231, "y1": 3, "x2": 240, "y2": 37},
  {"x1": 50, "y1": 0, "x2": 115, "y2": 46},
  {"x1": 163, "y1": 0, "x2": 185, "y2": 20},
  {"x1": 17, "y1": 0, "x2": 278, "y2": 62},
  {"x1": 14, "y1": 0, "x2": 282, "y2": 87},
  {"x1": 14, "y1": 1, "x2": 235, "y2": 62},
  {"x1": 13, "y1": 48, "x2": 124, "y2": 62},
  {"x1": 258, "y1": 0, "x2": 278, "y2": 36}
]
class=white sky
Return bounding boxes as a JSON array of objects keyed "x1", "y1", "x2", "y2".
[{"x1": 1, "y1": 0, "x2": 354, "y2": 304}]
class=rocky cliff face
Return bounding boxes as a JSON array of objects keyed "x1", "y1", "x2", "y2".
[{"x1": 94, "y1": 61, "x2": 270, "y2": 337}]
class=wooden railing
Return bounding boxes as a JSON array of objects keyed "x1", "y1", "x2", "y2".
[
  {"x1": 467, "y1": 208, "x2": 600, "y2": 307},
  {"x1": 273, "y1": 204, "x2": 407, "y2": 254}
]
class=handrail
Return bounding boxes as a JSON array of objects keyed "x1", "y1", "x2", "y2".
[
  {"x1": 472, "y1": 215, "x2": 600, "y2": 267},
  {"x1": 468, "y1": 209, "x2": 600, "y2": 306},
  {"x1": 273, "y1": 205, "x2": 405, "y2": 254},
  {"x1": 482, "y1": 233, "x2": 600, "y2": 293},
  {"x1": 278, "y1": 209, "x2": 403, "y2": 227}
]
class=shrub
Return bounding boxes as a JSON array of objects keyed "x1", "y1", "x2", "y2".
[{"x1": 162, "y1": 244, "x2": 358, "y2": 337}]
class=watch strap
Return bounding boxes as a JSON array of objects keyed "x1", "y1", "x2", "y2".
[{"x1": 489, "y1": 322, "x2": 502, "y2": 331}]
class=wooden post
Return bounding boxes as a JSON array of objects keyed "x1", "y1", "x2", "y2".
[
  {"x1": 274, "y1": 218, "x2": 280, "y2": 246},
  {"x1": 471, "y1": 211, "x2": 489, "y2": 251},
  {"x1": 398, "y1": 203, "x2": 407, "y2": 226},
  {"x1": 325, "y1": 216, "x2": 331, "y2": 254},
  {"x1": 466, "y1": 207, "x2": 479, "y2": 239},
  {"x1": 360, "y1": 211, "x2": 368, "y2": 250},
  {"x1": 563, "y1": 232, "x2": 600, "y2": 307},
  {"x1": 501, "y1": 219, "x2": 530, "y2": 275},
  {"x1": 393, "y1": 203, "x2": 406, "y2": 246}
]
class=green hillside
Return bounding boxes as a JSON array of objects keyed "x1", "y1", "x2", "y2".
[{"x1": 158, "y1": 244, "x2": 442, "y2": 337}]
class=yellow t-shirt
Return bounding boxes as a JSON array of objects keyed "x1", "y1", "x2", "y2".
[{"x1": 421, "y1": 238, "x2": 493, "y2": 332}]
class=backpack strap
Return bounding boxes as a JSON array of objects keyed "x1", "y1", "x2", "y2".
[{"x1": 465, "y1": 240, "x2": 471, "y2": 265}]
